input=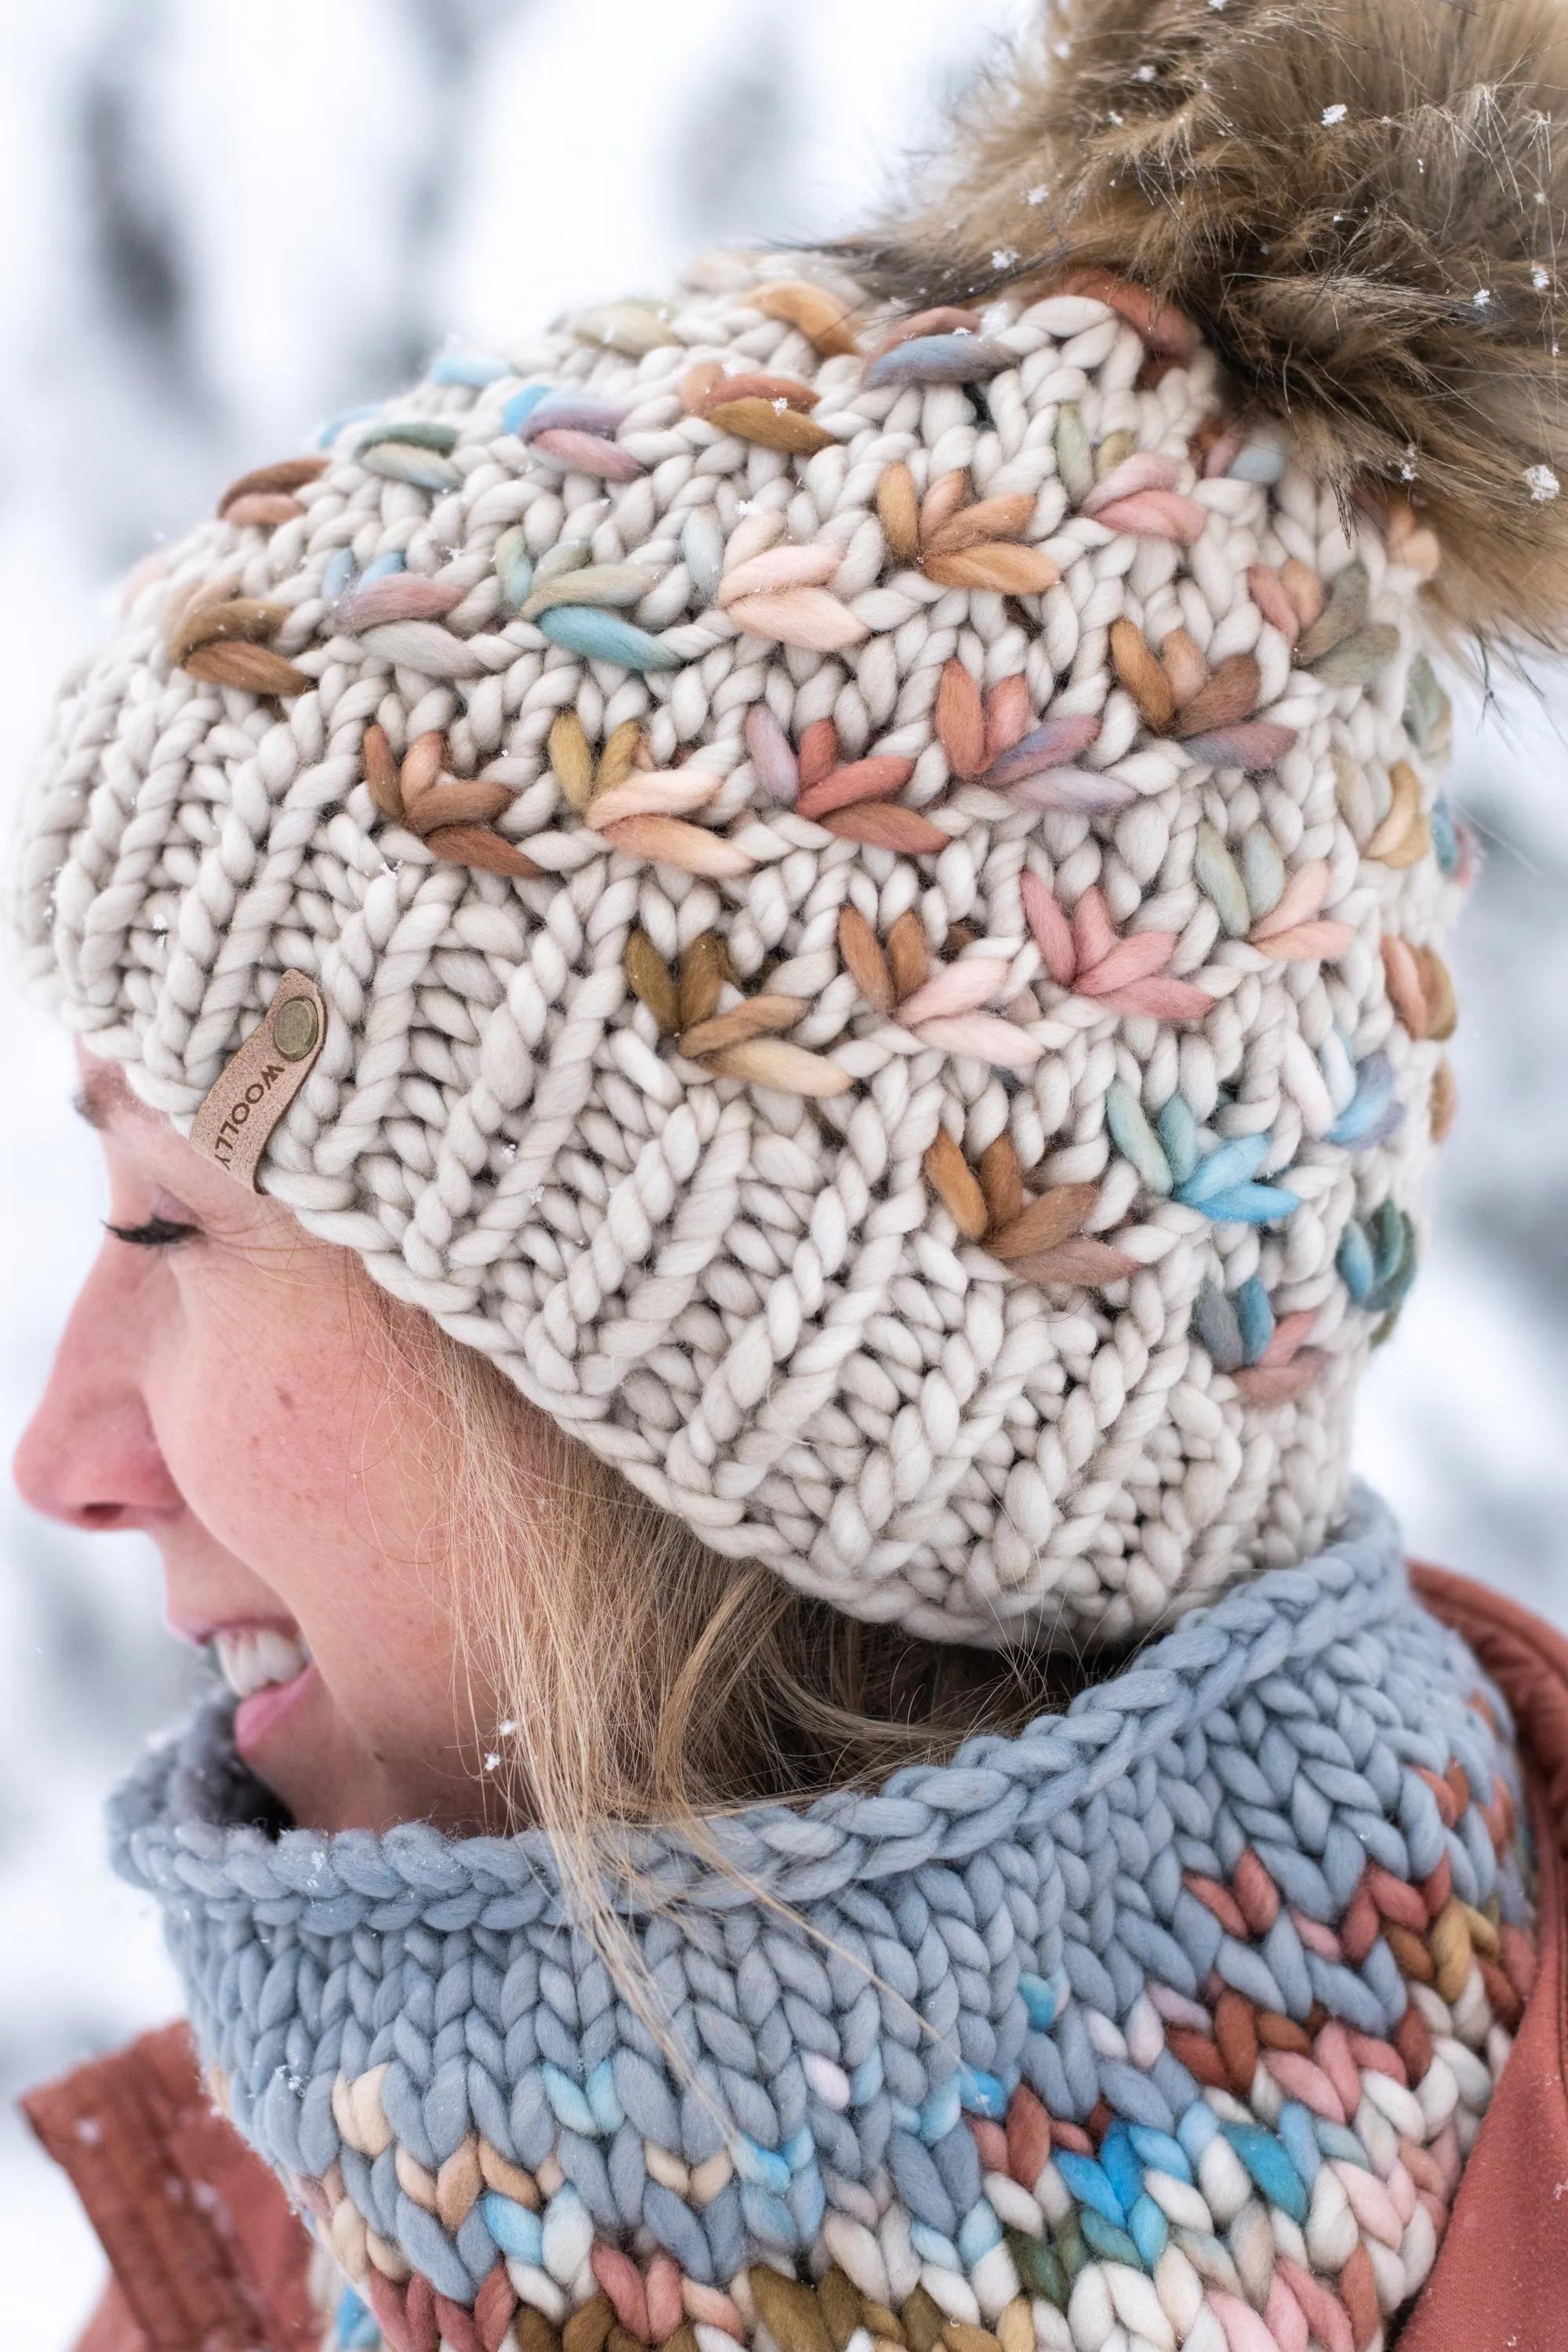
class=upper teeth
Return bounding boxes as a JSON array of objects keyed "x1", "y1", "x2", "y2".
[{"x1": 214, "y1": 1627, "x2": 310, "y2": 1699}]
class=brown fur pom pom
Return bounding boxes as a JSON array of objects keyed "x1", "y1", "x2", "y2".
[{"x1": 848, "y1": 0, "x2": 1568, "y2": 647}]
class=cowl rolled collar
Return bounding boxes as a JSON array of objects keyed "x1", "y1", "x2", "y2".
[{"x1": 111, "y1": 1488, "x2": 1537, "y2": 2352}]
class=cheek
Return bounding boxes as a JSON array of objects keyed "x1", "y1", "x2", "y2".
[{"x1": 148, "y1": 1275, "x2": 432, "y2": 1626}]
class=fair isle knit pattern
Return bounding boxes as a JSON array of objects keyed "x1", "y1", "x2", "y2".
[
  {"x1": 112, "y1": 1494, "x2": 1537, "y2": 2352},
  {"x1": 14, "y1": 249, "x2": 1464, "y2": 1643}
]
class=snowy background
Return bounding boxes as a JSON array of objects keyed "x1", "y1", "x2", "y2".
[{"x1": 2, "y1": 3, "x2": 1566, "y2": 2343}]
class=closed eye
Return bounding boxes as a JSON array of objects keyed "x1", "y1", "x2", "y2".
[{"x1": 104, "y1": 1216, "x2": 199, "y2": 1247}]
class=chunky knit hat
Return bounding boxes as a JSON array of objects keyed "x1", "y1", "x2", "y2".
[{"x1": 16, "y1": 0, "x2": 1568, "y2": 1643}]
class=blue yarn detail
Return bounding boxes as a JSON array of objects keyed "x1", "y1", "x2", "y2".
[
  {"x1": 536, "y1": 607, "x2": 682, "y2": 670},
  {"x1": 1178, "y1": 1133, "x2": 1270, "y2": 1207},
  {"x1": 1221, "y1": 2123, "x2": 1308, "y2": 2224},
  {"x1": 1234, "y1": 1276, "x2": 1275, "y2": 1367},
  {"x1": 335, "y1": 2285, "x2": 380, "y2": 2348},
  {"x1": 1329, "y1": 1052, "x2": 1399, "y2": 1148},
  {"x1": 1019, "y1": 1970, "x2": 1067, "y2": 2031},
  {"x1": 1127, "y1": 2125, "x2": 1191, "y2": 2185},
  {"x1": 732, "y1": 2136, "x2": 793, "y2": 2195},
  {"x1": 1228, "y1": 440, "x2": 1286, "y2": 484},
  {"x1": 1054, "y1": 2151, "x2": 1127, "y2": 2228},
  {"x1": 1276, "y1": 2100, "x2": 1322, "y2": 2190},
  {"x1": 956, "y1": 2201, "x2": 1003, "y2": 2263},
  {"x1": 321, "y1": 547, "x2": 358, "y2": 606},
  {"x1": 1156, "y1": 1095, "x2": 1200, "y2": 1189},
  {"x1": 958, "y1": 2067, "x2": 1009, "y2": 2120},
  {"x1": 739, "y1": 2182, "x2": 797, "y2": 2249},
  {"x1": 1192, "y1": 1180, "x2": 1301, "y2": 1225},
  {"x1": 1338, "y1": 1221, "x2": 1377, "y2": 1301},
  {"x1": 1126, "y1": 2191, "x2": 1170, "y2": 2267},
  {"x1": 1096, "y1": 2123, "x2": 1143, "y2": 2214},
  {"x1": 1077, "y1": 2207, "x2": 1146, "y2": 2270},
  {"x1": 1314, "y1": 2116, "x2": 1374, "y2": 2167},
  {"x1": 586, "y1": 2059, "x2": 623, "y2": 2134},
  {"x1": 920, "y1": 2076, "x2": 963, "y2": 2141},
  {"x1": 542, "y1": 2063, "x2": 601, "y2": 2136},
  {"x1": 792, "y1": 2167, "x2": 826, "y2": 2241},
  {"x1": 863, "y1": 333, "x2": 1011, "y2": 389},
  {"x1": 480, "y1": 2193, "x2": 543, "y2": 2263},
  {"x1": 908, "y1": 2220, "x2": 963, "y2": 2268},
  {"x1": 849, "y1": 2049, "x2": 883, "y2": 2107},
  {"x1": 1178, "y1": 2100, "x2": 1220, "y2": 2164},
  {"x1": 502, "y1": 385, "x2": 553, "y2": 437}
]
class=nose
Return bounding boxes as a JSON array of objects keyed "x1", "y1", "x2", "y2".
[{"x1": 13, "y1": 1238, "x2": 183, "y2": 1533}]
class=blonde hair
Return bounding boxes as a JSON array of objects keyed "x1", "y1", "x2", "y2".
[
  {"x1": 416, "y1": 1326, "x2": 1104, "y2": 1827},
  {"x1": 357, "y1": 1283, "x2": 1117, "y2": 2039}
]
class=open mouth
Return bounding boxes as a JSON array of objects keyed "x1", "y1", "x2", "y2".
[
  {"x1": 213, "y1": 1624, "x2": 310, "y2": 1699},
  {"x1": 211, "y1": 1625, "x2": 316, "y2": 1755}
]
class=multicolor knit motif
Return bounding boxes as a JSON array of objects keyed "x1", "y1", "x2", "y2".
[
  {"x1": 111, "y1": 1495, "x2": 1534, "y2": 2352},
  {"x1": 19, "y1": 248, "x2": 1470, "y2": 1646}
]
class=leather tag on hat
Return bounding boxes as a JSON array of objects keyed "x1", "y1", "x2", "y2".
[{"x1": 190, "y1": 970, "x2": 326, "y2": 1190}]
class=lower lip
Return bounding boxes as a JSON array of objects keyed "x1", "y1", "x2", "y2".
[{"x1": 234, "y1": 1661, "x2": 318, "y2": 1755}]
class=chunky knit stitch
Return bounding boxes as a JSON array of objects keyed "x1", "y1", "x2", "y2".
[
  {"x1": 112, "y1": 1491, "x2": 1537, "y2": 2352},
  {"x1": 13, "y1": 242, "x2": 1465, "y2": 1642}
]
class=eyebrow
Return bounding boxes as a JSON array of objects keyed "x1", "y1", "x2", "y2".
[
  {"x1": 72, "y1": 1064, "x2": 158, "y2": 1132},
  {"x1": 72, "y1": 1077, "x2": 110, "y2": 1130}
]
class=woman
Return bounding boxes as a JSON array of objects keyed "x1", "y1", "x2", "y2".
[{"x1": 16, "y1": 5, "x2": 1568, "y2": 2347}]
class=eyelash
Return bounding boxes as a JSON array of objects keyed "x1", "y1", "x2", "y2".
[{"x1": 105, "y1": 1216, "x2": 199, "y2": 1248}]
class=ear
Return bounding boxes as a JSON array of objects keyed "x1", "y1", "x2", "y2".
[{"x1": 849, "y1": 0, "x2": 1568, "y2": 649}]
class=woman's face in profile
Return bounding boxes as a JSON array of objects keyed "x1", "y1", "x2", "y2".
[{"x1": 13, "y1": 1047, "x2": 503, "y2": 1835}]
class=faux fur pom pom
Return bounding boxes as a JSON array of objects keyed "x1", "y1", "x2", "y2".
[{"x1": 851, "y1": 0, "x2": 1568, "y2": 647}]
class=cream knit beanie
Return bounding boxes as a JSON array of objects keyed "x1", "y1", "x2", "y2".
[{"x1": 18, "y1": 0, "x2": 1568, "y2": 1645}]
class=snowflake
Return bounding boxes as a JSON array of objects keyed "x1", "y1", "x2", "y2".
[
  {"x1": 1026, "y1": 184, "x2": 1048, "y2": 205},
  {"x1": 1526, "y1": 463, "x2": 1561, "y2": 502},
  {"x1": 1473, "y1": 289, "x2": 1493, "y2": 310},
  {"x1": 1135, "y1": 64, "x2": 1156, "y2": 82},
  {"x1": 1534, "y1": 264, "x2": 1552, "y2": 290},
  {"x1": 992, "y1": 248, "x2": 1018, "y2": 271},
  {"x1": 1322, "y1": 103, "x2": 1348, "y2": 127},
  {"x1": 1209, "y1": 0, "x2": 1228, "y2": 11},
  {"x1": 483, "y1": 1752, "x2": 502, "y2": 1771},
  {"x1": 1400, "y1": 443, "x2": 1417, "y2": 482}
]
